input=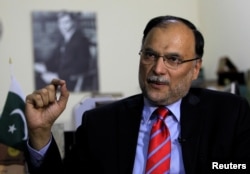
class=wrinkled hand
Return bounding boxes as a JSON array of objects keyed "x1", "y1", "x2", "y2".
[{"x1": 25, "y1": 79, "x2": 69, "y2": 150}]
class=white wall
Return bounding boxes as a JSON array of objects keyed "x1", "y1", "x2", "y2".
[{"x1": 0, "y1": 0, "x2": 201, "y2": 131}]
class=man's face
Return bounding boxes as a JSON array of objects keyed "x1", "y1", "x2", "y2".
[
  {"x1": 139, "y1": 21, "x2": 202, "y2": 106},
  {"x1": 58, "y1": 15, "x2": 75, "y2": 35}
]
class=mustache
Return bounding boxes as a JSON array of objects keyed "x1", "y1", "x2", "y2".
[{"x1": 147, "y1": 75, "x2": 170, "y2": 84}]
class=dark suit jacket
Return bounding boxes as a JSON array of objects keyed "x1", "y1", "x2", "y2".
[{"x1": 25, "y1": 88, "x2": 250, "y2": 174}]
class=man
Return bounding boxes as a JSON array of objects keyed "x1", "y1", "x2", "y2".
[
  {"x1": 35, "y1": 11, "x2": 93, "y2": 92},
  {"x1": 25, "y1": 15, "x2": 250, "y2": 174}
]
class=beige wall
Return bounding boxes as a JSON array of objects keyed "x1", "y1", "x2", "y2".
[
  {"x1": 5, "y1": 0, "x2": 246, "y2": 131},
  {"x1": 199, "y1": 0, "x2": 250, "y2": 80}
]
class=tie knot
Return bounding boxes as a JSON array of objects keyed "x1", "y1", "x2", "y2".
[{"x1": 156, "y1": 107, "x2": 169, "y2": 120}]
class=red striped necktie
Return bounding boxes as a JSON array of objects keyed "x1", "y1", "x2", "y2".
[{"x1": 145, "y1": 107, "x2": 171, "y2": 174}]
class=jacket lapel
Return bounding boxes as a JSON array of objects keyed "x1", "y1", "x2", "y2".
[
  {"x1": 180, "y1": 89, "x2": 205, "y2": 173},
  {"x1": 116, "y1": 94, "x2": 144, "y2": 174}
]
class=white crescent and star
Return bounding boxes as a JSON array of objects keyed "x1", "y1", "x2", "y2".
[{"x1": 9, "y1": 108, "x2": 28, "y2": 140}]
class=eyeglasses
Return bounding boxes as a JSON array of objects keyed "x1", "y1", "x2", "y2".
[{"x1": 139, "y1": 49, "x2": 201, "y2": 70}]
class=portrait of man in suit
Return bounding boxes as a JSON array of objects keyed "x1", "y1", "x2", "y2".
[{"x1": 32, "y1": 10, "x2": 99, "y2": 92}]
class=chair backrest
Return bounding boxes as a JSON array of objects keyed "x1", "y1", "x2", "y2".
[
  {"x1": 223, "y1": 81, "x2": 241, "y2": 95},
  {"x1": 73, "y1": 93, "x2": 123, "y2": 130}
]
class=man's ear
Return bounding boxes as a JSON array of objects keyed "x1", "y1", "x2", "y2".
[{"x1": 192, "y1": 59, "x2": 202, "y2": 80}]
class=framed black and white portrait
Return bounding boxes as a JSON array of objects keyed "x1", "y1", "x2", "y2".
[{"x1": 31, "y1": 10, "x2": 99, "y2": 92}]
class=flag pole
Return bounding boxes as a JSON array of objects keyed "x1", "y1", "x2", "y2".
[{"x1": 9, "y1": 57, "x2": 14, "y2": 79}]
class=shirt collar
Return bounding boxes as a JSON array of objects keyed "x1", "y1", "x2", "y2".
[{"x1": 142, "y1": 97, "x2": 181, "y2": 122}]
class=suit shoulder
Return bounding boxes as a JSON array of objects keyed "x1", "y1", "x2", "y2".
[
  {"x1": 85, "y1": 94, "x2": 143, "y2": 114},
  {"x1": 188, "y1": 87, "x2": 248, "y2": 104}
]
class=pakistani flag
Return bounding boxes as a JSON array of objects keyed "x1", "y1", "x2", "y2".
[{"x1": 0, "y1": 76, "x2": 27, "y2": 151}]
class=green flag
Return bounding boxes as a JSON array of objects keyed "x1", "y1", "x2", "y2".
[{"x1": 0, "y1": 76, "x2": 27, "y2": 151}]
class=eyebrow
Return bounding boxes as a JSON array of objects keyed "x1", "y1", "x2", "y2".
[{"x1": 143, "y1": 47, "x2": 182, "y2": 58}]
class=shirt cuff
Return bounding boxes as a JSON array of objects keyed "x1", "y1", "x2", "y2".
[{"x1": 26, "y1": 136, "x2": 52, "y2": 167}]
